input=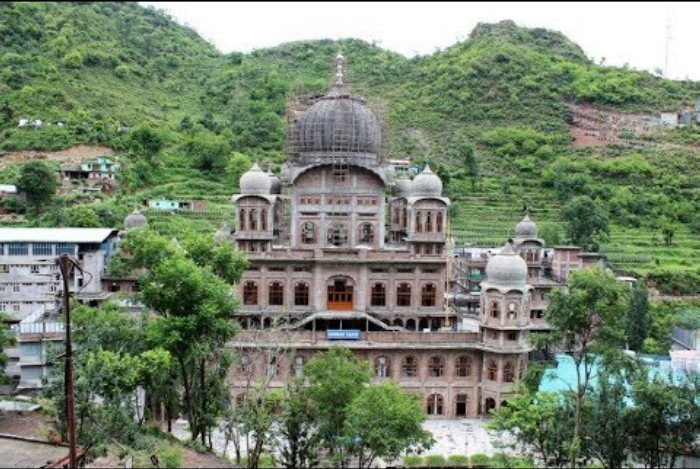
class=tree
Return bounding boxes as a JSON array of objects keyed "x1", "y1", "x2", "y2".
[
  {"x1": 0, "y1": 312, "x2": 16, "y2": 383},
  {"x1": 304, "y1": 347, "x2": 372, "y2": 467},
  {"x1": 277, "y1": 377, "x2": 320, "y2": 469},
  {"x1": 488, "y1": 389, "x2": 575, "y2": 468},
  {"x1": 628, "y1": 372, "x2": 700, "y2": 469},
  {"x1": 583, "y1": 371, "x2": 630, "y2": 469},
  {"x1": 626, "y1": 281, "x2": 649, "y2": 352},
  {"x1": 343, "y1": 383, "x2": 433, "y2": 468},
  {"x1": 16, "y1": 160, "x2": 58, "y2": 213},
  {"x1": 531, "y1": 267, "x2": 628, "y2": 467},
  {"x1": 127, "y1": 123, "x2": 166, "y2": 158},
  {"x1": 561, "y1": 196, "x2": 609, "y2": 251},
  {"x1": 184, "y1": 131, "x2": 232, "y2": 173}
]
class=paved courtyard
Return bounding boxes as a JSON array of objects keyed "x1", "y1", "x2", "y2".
[{"x1": 173, "y1": 418, "x2": 512, "y2": 461}]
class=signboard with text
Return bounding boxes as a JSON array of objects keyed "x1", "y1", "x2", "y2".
[{"x1": 327, "y1": 329, "x2": 362, "y2": 340}]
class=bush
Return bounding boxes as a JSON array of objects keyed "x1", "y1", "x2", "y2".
[
  {"x1": 257, "y1": 454, "x2": 276, "y2": 468},
  {"x1": 469, "y1": 453, "x2": 492, "y2": 468},
  {"x1": 157, "y1": 443, "x2": 182, "y2": 468},
  {"x1": 424, "y1": 454, "x2": 447, "y2": 467},
  {"x1": 403, "y1": 455, "x2": 423, "y2": 467},
  {"x1": 61, "y1": 50, "x2": 83, "y2": 69},
  {"x1": 447, "y1": 454, "x2": 470, "y2": 466}
]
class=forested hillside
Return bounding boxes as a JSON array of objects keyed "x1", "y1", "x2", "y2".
[{"x1": 0, "y1": 2, "x2": 698, "y2": 293}]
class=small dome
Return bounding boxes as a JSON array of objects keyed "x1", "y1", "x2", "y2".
[
  {"x1": 485, "y1": 243, "x2": 527, "y2": 286},
  {"x1": 412, "y1": 165, "x2": 442, "y2": 197},
  {"x1": 214, "y1": 224, "x2": 231, "y2": 243},
  {"x1": 395, "y1": 178, "x2": 413, "y2": 197},
  {"x1": 240, "y1": 163, "x2": 271, "y2": 195},
  {"x1": 515, "y1": 214, "x2": 537, "y2": 238},
  {"x1": 267, "y1": 170, "x2": 281, "y2": 194},
  {"x1": 124, "y1": 209, "x2": 147, "y2": 230}
]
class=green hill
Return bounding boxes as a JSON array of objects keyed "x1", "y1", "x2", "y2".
[{"x1": 0, "y1": 2, "x2": 698, "y2": 293}]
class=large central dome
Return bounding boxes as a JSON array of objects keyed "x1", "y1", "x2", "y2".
[{"x1": 295, "y1": 54, "x2": 382, "y2": 166}]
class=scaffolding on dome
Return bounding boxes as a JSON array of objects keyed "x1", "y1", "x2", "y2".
[{"x1": 284, "y1": 54, "x2": 390, "y2": 167}]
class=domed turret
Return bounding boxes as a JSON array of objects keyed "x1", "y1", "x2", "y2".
[
  {"x1": 240, "y1": 163, "x2": 271, "y2": 195},
  {"x1": 295, "y1": 54, "x2": 381, "y2": 165},
  {"x1": 267, "y1": 170, "x2": 281, "y2": 194},
  {"x1": 485, "y1": 242, "x2": 527, "y2": 286},
  {"x1": 412, "y1": 165, "x2": 442, "y2": 197},
  {"x1": 515, "y1": 214, "x2": 537, "y2": 238},
  {"x1": 395, "y1": 178, "x2": 413, "y2": 197},
  {"x1": 124, "y1": 209, "x2": 147, "y2": 230}
]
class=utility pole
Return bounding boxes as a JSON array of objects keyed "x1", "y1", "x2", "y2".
[{"x1": 58, "y1": 254, "x2": 77, "y2": 468}]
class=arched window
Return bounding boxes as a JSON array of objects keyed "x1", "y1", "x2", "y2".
[
  {"x1": 397, "y1": 283, "x2": 412, "y2": 307},
  {"x1": 371, "y1": 283, "x2": 386, "y2": 307},
  {"x1": 421, "y1": 283, "x2": 436, "y2": 307},
  {"x1": 375, "y1": 356, "x2": 390, "y2": 378},
  {"x1": 327, "y1": 223, "x2": 348, "y2": 246},
  {"x1": 269, "y1": 282, "x2": 284, "y2": 306},
  {"x1": 243, "y1": 281, "x2": 258, "y2": 305},
  {"x1": 415, "y1": 212, "x2": 422, "y2": 233},
  {"x1": 428, "y1": 355, "x2": 445, "y2": 377},
  {"x1": 487, "y1": 360, "x2": 498, "y2": 381},
  {"x1": 301, "y1": 221, "x2": 316, "y2": 244},
  {"x1": 261, "y1": 208, "x2": 267, "y2": 231},
  {"x1": 292, "y1": 356, "x2": 304, "y2": 377},
  {"x1": 401, "y1": 207, "x2": 407, "y2": 228},
  {"x1": 402, "y1": 355, "x2": 417, "y2": 377},
  {"x1": 426, "y1": 394, "x2": 444, "y2": 415},
  {"x1": 503, "y1": 362, "x2": 515, "y2": 383},
  {"x1": 436, "y1": 211, "x2": 443, "y2": 233},
  {"x1": 425, "y1": 212, "x2": 433, "y2": 232},
  {"x1": 392, "y1": 206, "x2": 400, "y2": 224},
  {"x1": 490, "y1": 301, "x2": 500, "y2": 319},
  {"x1": 485, "y1": 397, "x2": 496, "y2": 414},
  {"x1": 249, "y1": 209, "x2": 258, "y2": 231},
  {"x1": 507, "y1": 302, "x2": 518, "y2": 320},
  {"x1": 294, "y1": 283, "x2": 309, "y2": 306},
  {"x1": 239, "y1": 208, "x2": 246, "y2": 230},
  {"x1": 359, "y1": 223, "x2": 374, "y2": 244},
  {"x1": 455, "y1": 355, "x2": 472, "y2": 377}
]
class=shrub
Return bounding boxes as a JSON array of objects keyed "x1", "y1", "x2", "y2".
[
  {"x1": 157, "y1": 443, "x2": 182, "y2": 468},
  {"x1": 61, "y1": 50, "x2": 83, "y2": 69},
  {"x1": 424, "y1": 454, "x2": 447, "y2": 467},
  {"x1": 447, "y1": 454, "x2": 470, "y2": 466},
  {"x1": 258, "y1": 454, "x2": 276, "y2": 468},
  {"x1": 403, "y1": 454, "x2": 423, "y2": 467},
  {"x1": 469, "y1": 453, "x2": 492, "y2": 468},
  {"x1": 403, "y1": 455, "x2": 423, "y2": 467}
]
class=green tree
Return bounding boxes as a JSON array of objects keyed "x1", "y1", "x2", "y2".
[
  {"x1": 16, "y1": 160, "x2": 58, "y2": 213},
  {"x1": 61, "y1": 205, "x2": 102, "y2": 227},
  {"x1": 583, "y1": 371, "x2": 630, "y2": 469},
  {"x1": 343, "y1": 383, "x2": 433, "y2": 468},
  {"x1": 0, "y1": 312, "x2": 17, "y2": 383},
  {"x1": 531, "y1": 267, "x2": 628, "y2": 467},
  {"x1": 488, "y1": 389, "x2": 574, "y2": 467},
  {"x1": 628, "y1": 372, "x2": 700, "y2": 469},
  {"x1": 277, "y1": 377, "x2": 320, "y2": 469},
  {"x1": 127, "y1": 123, "x2": 166, "y2": 158},
  {"x1": 304, "y1": 347, "x2": 372, "y2": 466},
  {"x1": 561, "y1": 196, "x2": 610, "y2": 251},
  {"x1": 184, "y1": 131, "x2": 232, "y2": 173},
  {"x1": 626, "y1": 281, "x2": 649, "y2": 352}
]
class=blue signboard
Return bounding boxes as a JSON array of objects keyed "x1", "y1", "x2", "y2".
[{"x1": 327, "y1": 329, "x2": 362, "y2": 340}]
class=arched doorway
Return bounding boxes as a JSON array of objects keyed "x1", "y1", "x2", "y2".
[
  {"x1": 484, "y1": 397, "x2": 496, "y2": 414},
  {"x1": 327, "y1": 277, "x2": 354, "y2": 310},
  {"x1": 406, "y1": 318, "x2": 417, "y2": 331}
]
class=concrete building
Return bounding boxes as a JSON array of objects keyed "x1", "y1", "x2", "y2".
[
  {"x1": 225, "y1": 55, "x2": 538, "y2": 417},
  {"x1": 0, "y1": 228, "x2": 120, "y2": 389}
]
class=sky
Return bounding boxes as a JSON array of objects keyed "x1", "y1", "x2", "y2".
[{"x1": 141, "y1": 2, "x2": 700, "y2": 81}]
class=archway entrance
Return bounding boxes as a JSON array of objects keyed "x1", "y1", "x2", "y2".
[
  {"x1": 484, "y1": 397, "x2": 496, "y2": 414},
  {"x1": 327, "y1": 278, "x2": 354, "y2": 310}
]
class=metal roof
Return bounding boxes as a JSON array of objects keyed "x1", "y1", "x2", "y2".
[{"x1": 0, "y1": 228, "x2": 117, "y2": 244}]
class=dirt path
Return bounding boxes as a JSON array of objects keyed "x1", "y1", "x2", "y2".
[{"x1": 0, "y1": 145, "x2": 115, "y2": 167}]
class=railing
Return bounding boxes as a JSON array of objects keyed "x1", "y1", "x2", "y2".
[
  {"x1": 19, "y1": 321, "x2": 65, "y2": 335},
  {"x1": 232, "y1": 330, "x2": 479, "y2": 345}
]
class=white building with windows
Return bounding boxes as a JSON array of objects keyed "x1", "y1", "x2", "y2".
[{"x1": 0, "y1": 228, "x2": 120, "y2": 389}]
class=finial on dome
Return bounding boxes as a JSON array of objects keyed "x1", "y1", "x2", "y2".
[{"x1": 332, "y1": 52, "x2": 347, "y2": 88}]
